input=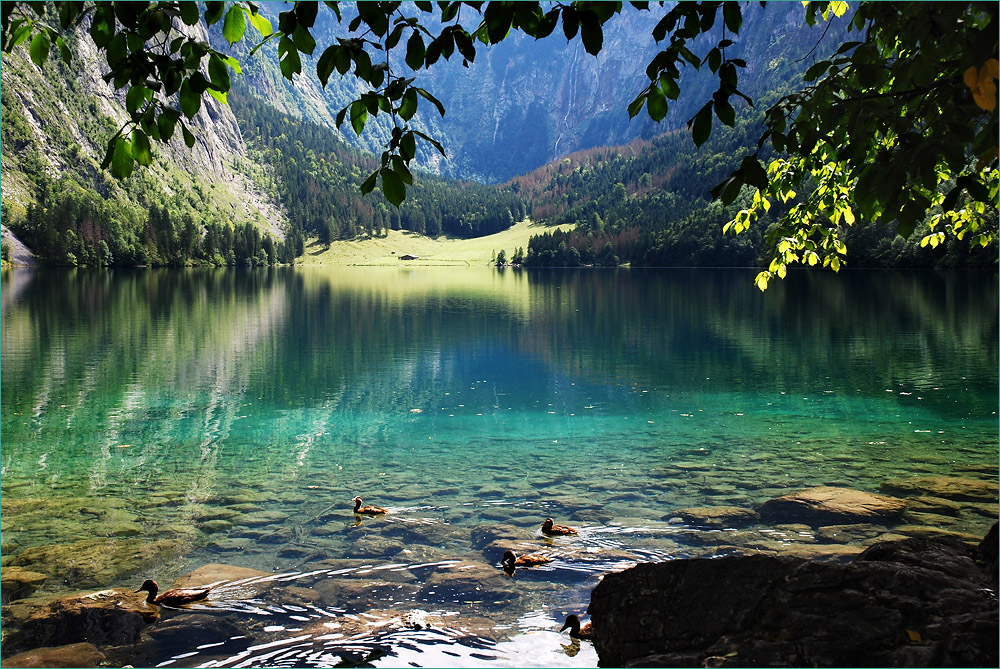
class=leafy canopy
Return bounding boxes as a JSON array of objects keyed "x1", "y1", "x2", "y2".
[{"x1": 3, "y1": 1, "x2": 996, "y2": 287}]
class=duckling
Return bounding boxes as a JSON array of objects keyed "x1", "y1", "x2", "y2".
[
  {"x1": 501, "y1": 549, "x2": 553, "y2": 571},
  {"x1": 560, "y1": 614, "x2": 594, "y2": 640},
  {"x1": 541, "y1": 517, "x2": 578, "y2": 536},
  {"x1": 353, "y1": 496, "x2": 388, "y2": 515},
  {"x1": 135, "y1": 579, "x2": 209, "y2": 606}
]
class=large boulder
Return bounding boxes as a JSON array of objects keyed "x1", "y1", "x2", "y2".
[
  {"x1": 758, "y1": 486, "x2": 907, "y2": 526},
  {"x1": 587, "y1": 525, "x2": 998, "y2": 667}
]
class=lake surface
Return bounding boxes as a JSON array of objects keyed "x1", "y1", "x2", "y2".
[{"x1": 2, "y1": 267, "x2": 997, "y2": 667}]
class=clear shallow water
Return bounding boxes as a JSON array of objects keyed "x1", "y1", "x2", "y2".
[{"x1": 1, "y1": 267, "x2": 997, "y2": 667}]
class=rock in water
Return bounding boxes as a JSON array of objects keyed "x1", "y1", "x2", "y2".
[
  {"x1": 1, "y1": 567, "x2": 48, "y2": 603},
  {"x1": 758, "y1": 486, "x2": 907, "y2": 526},
  {"x1": 587, "y1": 525, "x2": 998, "y2": 667},
  {"x1": 1, "y1": 642, "x2": 105, "y2": 668},
  {"x1": 1, "y1": 588, "x2": 159, "y2": 657}
]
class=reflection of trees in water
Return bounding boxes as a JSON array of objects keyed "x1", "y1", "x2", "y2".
[
  {"x1": 518, "y1": 269, "x2": 998, "y2": 410},
  {"x1": 4, "y1": 268, "x2": 996, "y2": 437}
]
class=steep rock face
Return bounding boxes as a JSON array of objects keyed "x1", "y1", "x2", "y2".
[
  {"x1": 587, "y1": 527, "x2": 998, "y2": 667},
  {"x1": 1, "y1": 17, "x2": 285, "y2": 236},
  {"x1": 234, "y1": 2, "x2": 846, "y2": 184}
]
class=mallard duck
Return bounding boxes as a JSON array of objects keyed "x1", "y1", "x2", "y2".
[
  {"x1": 501, "y1": 549, "x2": 553, "y2": 571},
  {"x1": 560, "y1": 614, "x2": 594, "y2": 640},
  {"x1": 353, "y1": 496, "x2": 388, "y2": 515},
  {"x1": 541, "y1": 517, "x2": 577, "y2": 535},
  {"x1": 135, "y1": 579, "x2": 209, "y2": 606}
]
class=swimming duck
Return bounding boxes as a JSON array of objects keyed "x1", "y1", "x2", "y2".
[
  {"x1": 501, "y1": 549, "x2": 553, "y2": 571},
  {"x1": 560, "y1": 614, "x2": 594, "y2": 640},
  {"x1": 353, "y1": 496, "x2": 388, "y2": 515},
  {"x1": 135, "y1": 579, "x2": 210, "y2": 606},
  {"x1": 541, "y1": 518, "x2": 578, "y2": 535}
]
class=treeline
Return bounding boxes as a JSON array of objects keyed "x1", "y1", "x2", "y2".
[
  {"x1": 230, "y1": 90, "x2": 526, "y2": 243},
  {"x1": 6, "y1": 177, "x2": 294, "y2": 267},
  {"x1": 513, "y1": 94, "x2": 996, "y2": 269}
]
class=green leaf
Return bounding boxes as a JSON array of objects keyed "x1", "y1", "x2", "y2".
[
  {"x1": 29, "y1": 31, "x2": 48, "y2": 67},
  {"x1": 381, "y1": 168, "x2": 406, "y2": 206},
  {"x1": 223, "y1": 5, "x2": 247, "y2": 45},
  {"x1": 131, "y1": 128, "x2": 152, "y2": 166},
  {"x1": 391, "y1": 156, "x2": 414, "y2": 185},
  {"x1": 415, "y1": 88, "x2": 445, "y2": 116},
  {"x1": 126, "y1": 85, "x2": 146, "y2": 114},
  {"x1": 350, "y1": 100, "x2": 367, "y2": 135},
  {"x1": 723, "y1": 2, "x2": 742, "y2": 33},
  {"x1": 179, "y1": 78, "x2": 201, "y2": 117},
  {"x1": 400, "y1": 131, "x2": 417, "y2": 161},
  {"x1": 157, "y1": 109, "x2": 178, "y2": 141},
  {"x1": 691, "y1": 104, "x2": 712, "y2": 147},
  {"x1": 580, "y1": 14, "x2": 603, "y2": 55},
  {"x1": 291, "y1": 24, "x2": 316, "y2": 55},
  {"x1": 413, "y1": 130, "x2": 446, "y2": 157},
  {"x1": 244, "y1": 6, "x2": 273, "y2": 36},
  {"x1": 659, "y1": 74, "x2": 680, "y2": 100},
  {"x1": 646, "y1": 90, "x2": 667, "y2": 122},
  {"x1": 208, "y1": 53, "x2": 231, "y2": 92},
  {"x1": 181, "y1": 124, "x2": 195, "y2": 148},
  {"x1": 398, "y1": 88, "x2": 418, "y2": 120},
  {"x1": 278, "y1": 36, "x2": 302, "y2": 79},
  {"x1": 715, "y1": 98, "x2": 735, "y2": 126},
  {"x1": 111, "y1": 137, "x2": 134, "y2": 179},
  {"x1": 406, "y1": 32, "x2": 425, "y2": 70},
  {"x1": 739, "y1": 156, "x2": 768, "y2": 190},
  {"x1": 317, "y1": 45, "x2": 337, "y2": 86},
  {"x1": 204, "y1": 1, "x2": 224, "y2": 26},
  {"x1": 627, "y1": 93, "x2": 647, "y2": 118},
  {"x1": 55, "y1": 36, "x2": 71, "y2": 64},
  {"x1": 360, "y1": 170, "x2": 378, "y2": 194},
  {"x1": 179, "y1": 1, "x2": 200, "y2": 26}
]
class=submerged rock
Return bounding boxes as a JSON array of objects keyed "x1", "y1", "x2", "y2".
[
  {"x1": 0, "y1": 642, "x2": 106, "y2": 668},
  {"x1": 1, "y1": 566, "x2": 48, "y2": 603},
  {"x1": 8, "y1": 538, "x2": 190, "y2": 588},
  {"x1": 672, "y1": 506, "x2": 759, "y2": 528},
  {"x1": 881, "y1": 476, "x2": 999, "y2": 503},
  {"x1": 1, "y1": 588, "x2": 159, "y2": 657},
  {"x1": 758, "y1": 486, "x2": 907, "y2": 526},
  {"x1": 587, "y1": 525, "x2": 998, "y2": 667}
]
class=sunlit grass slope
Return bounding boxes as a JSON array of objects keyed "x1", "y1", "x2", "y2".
[{"x1": 296, "y1": 218, "x2": 574, "y2": 266}]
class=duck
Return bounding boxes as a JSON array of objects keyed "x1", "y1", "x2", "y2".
[
  {"x1": 560, "y1": 614, "x2": 594, "y2": 640},
  {"x1": 353, "y1": 496, "x2": 388, "y2": 515},
  {"x1": 501, "y1": 549, "x2": 553, "y2": 572},
  {"x1": 541, "y1": 517, "x2": 578, "y2": 535},
  {"x1": 135, "y1": 579, "x2": 210, "y2": 606}
]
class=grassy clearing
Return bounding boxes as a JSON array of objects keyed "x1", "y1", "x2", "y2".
[{"x1": 296, "y1": 218, "x2": 575, "y2": 266}]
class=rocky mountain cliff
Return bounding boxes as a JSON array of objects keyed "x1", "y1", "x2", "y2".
[
  {"x1": 226, "y1": 2, "x2": 841, "y2": 184},
  {"x1": 1, "y1": 13, "x2": 285, "y2": 234}
]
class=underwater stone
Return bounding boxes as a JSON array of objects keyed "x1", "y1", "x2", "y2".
[
  {"x1": 1, "y1": 566, "x2": 49, "y2": 603},
  {"x1": 197, "y1": 520, "x2": 233, "y2": 534},
  {"x1": 0, "y1": 642, "x2": 106, "y2": 668},
  {"x1": 9, "y1": 538, "x2": 190, "y2": 588},
  {"x1": 672, "y1": 506, "x2": 759, "y2": 528},
  {"x1": 881, "y1": 476, "x2": 999, "y2": 503},
  {"x1": 1, "y1": 588, "x2": 159, "y2": 656},
  {"x1": 238, "y1": 510, "x2": 290, "y2": 527},
  {"x1": 759, "y1": 486, "x2": 907, "y2": 527}
]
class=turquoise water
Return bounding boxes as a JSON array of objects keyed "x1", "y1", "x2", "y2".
[{"x1": 1, "y1": 267, "x2": 997, "y2": 667}]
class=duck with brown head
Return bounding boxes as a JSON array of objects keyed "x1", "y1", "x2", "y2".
[
  {"x1": 135, "y1": 579, "x2": 210, "y2": 606},
  {"x1": 353, "y1": 496, "x2": 388, "y2": 515},
  {"x1": 501, "y1": 549, "x2": 553, "y2": 574},
  {"x1": 541, "y1": 518, "x2": 577, "y2": 536},
  {"x1": 560, "y1": 614, "x2": 594, "y2": 640}
]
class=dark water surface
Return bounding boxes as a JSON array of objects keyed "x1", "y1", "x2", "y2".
[{"x1": 2, "y1": 267, "x2": 997, "y2": 667}]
